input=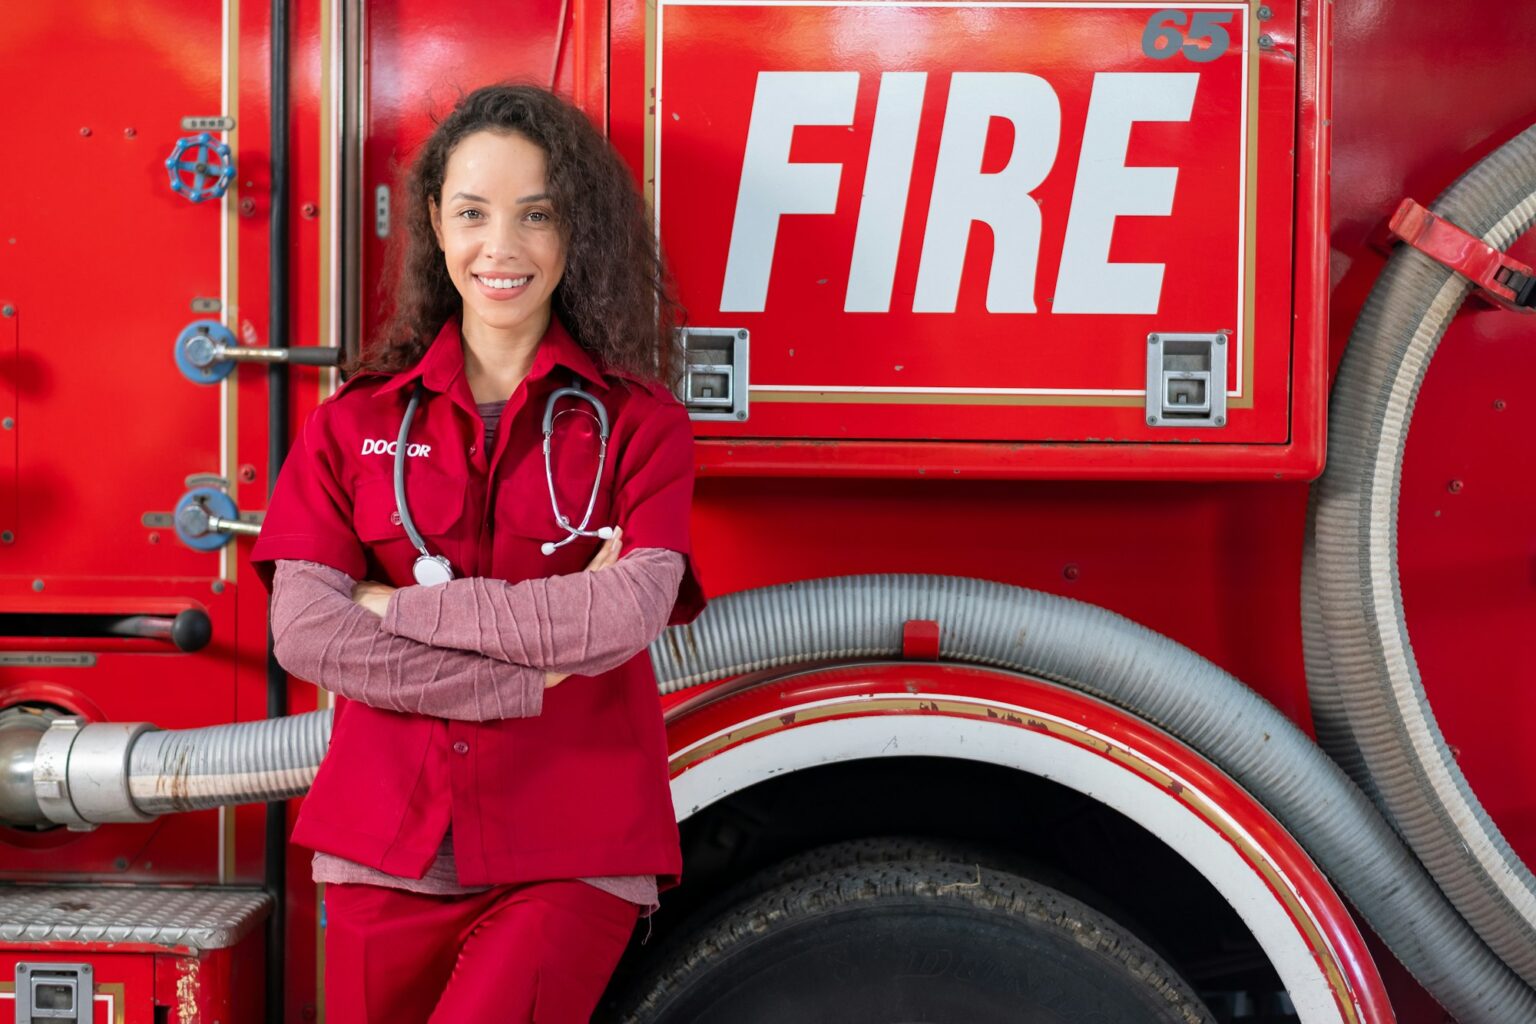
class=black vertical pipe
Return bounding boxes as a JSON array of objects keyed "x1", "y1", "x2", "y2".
[{"x1": 265, "y1": 1, "x2": 290, "y2": 1021}]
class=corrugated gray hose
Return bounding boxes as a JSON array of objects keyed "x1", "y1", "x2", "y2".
[
  {"x1": 650, "y1": 573, "x2": 1536, "y2": 1022},
  {"x1": 1303, "y1": 122, "x2": 1536, "y2": 990},
  {"x1": 126, "y1": 711, "x2": 331, "y2": 814}
]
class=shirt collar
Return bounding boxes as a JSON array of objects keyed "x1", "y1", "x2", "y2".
[{"x1": 377, "y1": 314, "x2": 609, "y2": 398}]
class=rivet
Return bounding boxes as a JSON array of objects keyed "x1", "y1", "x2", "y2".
[
  {"x1": 212, "y1": 580, "x2": 227, "y2": 594},
  {"x1": 1214, "y1": 416, "x2": 1226, "y2": 426},
  {"x1": 737, "y1": 330, "x2": 748, "y2": 340},
  {"x1": 1493, "y1": 399, "x2": 1507, "y2": 411},
  {"x1": 1, "y1": 531, "x2": 12, "y2": 544},
  {"x1": 1147, "y1": 415, "x2": 1159, "y2": 425},
  {"x1": 735, "y1": 411, "x2": 747, "y2": 420},
  {"x1": 301, "y1": 202, "x2": 319, "y2": 219},
  {"x1": 2, "y1": 305, "x2": 14, "y2": 317},
  {"x1": 114, "y1": 857, "x2": 129, "y2": 870},
  {"x1": 1148, "y1": 334, "x2": 1160, "y2": 345},
  {"x1": 1259, "y1": 33, "x2": 1275, "y2": 48},
  {"x1": 124, "y1": 127, "x2": 137, "y2": 138},
  {"x1": 32, "y1": 579, "x2": 44, "y2": 592},
  {"x1": 1257, "y1": 4, "x2": 1273, "y2": 19},
  {"x1": 1062, "y1": 564, "x2": 1080, "y2": 581},
  {"x1": 1447, "y1": 479, "x2": 1464, "y2": 494},
  {"x1": 79, "y1": 126, "x2": 92, "y2": 137},
  {"x1": 2, "y1": 418, "x2": 13, "y2": 430},
  {"x1": 1216, "y1": 332, "x2": 1227, "y2": 345}
]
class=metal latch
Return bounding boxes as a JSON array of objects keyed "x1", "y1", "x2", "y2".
[
  {"x1": 14, "y1": 961, "x2": 92, "y2": 1022},
  {"x1": 1146, "y1": 332, "x2": 1227, "y2": 428},
  {"x1": 675, "y1": 327, "x2": 749, "y2": 422}
]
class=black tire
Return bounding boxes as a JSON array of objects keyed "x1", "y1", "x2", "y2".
[{"x1": 615, "y1": 858, "x2": 1215, "y2": 1024}]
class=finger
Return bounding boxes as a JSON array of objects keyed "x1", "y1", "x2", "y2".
[
  {"x1": 586, "y1": 546, "x2": 614, "y2": 572},
  {"x1": 586, "y1": 537, "x2": 613, "y2": 569}
]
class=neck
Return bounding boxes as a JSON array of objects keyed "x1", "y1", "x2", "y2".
[{"x1": 460, "y1": 309, "x2": 551, "y2": 403}]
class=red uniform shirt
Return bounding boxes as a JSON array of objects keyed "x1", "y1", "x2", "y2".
[{"x1": 251, "y1": 315, "x2": 705, "y2": 891}]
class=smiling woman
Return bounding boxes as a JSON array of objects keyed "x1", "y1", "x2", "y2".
[
  {"x1": 249, "y1": 83, "x2": 706, "y2": 1024},
  {"x1": 429, "y1": 131, "x2": 567, "y2": 398}
]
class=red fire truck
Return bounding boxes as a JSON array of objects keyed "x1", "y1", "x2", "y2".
[{"x1": 2, "y1": 0, "x2": 1533, "y2": 1021}]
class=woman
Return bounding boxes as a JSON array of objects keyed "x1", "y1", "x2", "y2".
[{"x1": 250, "y1": 83, "x2": 705, "y2": 1022}]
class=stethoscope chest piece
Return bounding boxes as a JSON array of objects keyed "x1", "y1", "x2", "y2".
[{"x1": 411, "y1": 553, "x2": 455, "y2": 587}]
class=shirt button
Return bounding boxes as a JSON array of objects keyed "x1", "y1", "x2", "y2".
[{"x1": 452, "y1": 741, "x2": 470, "y2": 755}]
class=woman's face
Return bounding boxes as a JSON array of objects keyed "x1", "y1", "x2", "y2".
[{"x1": 431, "y1": 129, "x2": 567, "y2": 343}]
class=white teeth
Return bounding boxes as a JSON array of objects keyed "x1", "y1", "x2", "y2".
[{"x1": 478, "y1": 275, "x2": 529, "y2": 289}]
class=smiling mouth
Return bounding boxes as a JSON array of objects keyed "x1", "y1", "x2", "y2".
[{"x1": 475, "y1": 273, "x2": 531, "y2": 290}]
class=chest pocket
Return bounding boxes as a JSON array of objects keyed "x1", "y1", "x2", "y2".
[
  {"x1": 351, "y1": 472, "x2": 468, "y2": 584},
  {"x1": 500, "y1": 398, "x2": 617, "y2": 576}
]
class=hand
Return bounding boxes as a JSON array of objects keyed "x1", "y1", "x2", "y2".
[
  {"x1": 584, "y1": 527, "x2": 623, "y2": 572},
  {"x1": 351, "y1": 580, "x2": 396, "y2": 617},
  {"x1": 544, "y1": 671, "x2": 569, "y2": 690}
]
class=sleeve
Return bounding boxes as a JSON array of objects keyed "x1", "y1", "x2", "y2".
[
  {"x1": 609, "y1": 395, "x2": 707, "y2": 625},
  {"x1": 380, "y1": 546, "x2": 685, "y2": 676},
  {"x1": 249, "y1": 404, "x2": 367, "y2": 591},
  {"x1": 270, "y1": 559, "x2": 546, "y2": 721}
]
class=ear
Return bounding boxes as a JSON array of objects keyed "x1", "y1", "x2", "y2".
[{"x1": 429, "y1": 198, "x2": 445, "y2": 251}]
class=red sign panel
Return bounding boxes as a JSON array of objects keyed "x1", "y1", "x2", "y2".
[{"x1": 647, "y1": 1, "x2": 1295, "y2": 444}]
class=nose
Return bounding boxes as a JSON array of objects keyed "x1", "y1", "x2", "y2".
[{"x1": 483, "y1": 213, "x2": 524, "y2": 261}]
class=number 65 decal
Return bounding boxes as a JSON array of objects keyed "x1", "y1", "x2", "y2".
[{"x1": 1142, "y1": 9, "x2": 1237, "y2": 63}]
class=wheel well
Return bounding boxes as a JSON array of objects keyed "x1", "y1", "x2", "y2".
[{"x1": 614, "y1": 755, "x2": 1298, "y2": 1021}]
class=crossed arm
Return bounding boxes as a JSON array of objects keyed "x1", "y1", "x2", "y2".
[{"x1": 268, "y1": 536, "x2": 686, "y2": 722}]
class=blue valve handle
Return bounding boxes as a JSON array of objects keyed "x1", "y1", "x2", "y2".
[
  {"x1": 174, "y1": 319, "x2": 239, "y2": 384},
  {"x1": 164, "y1": 133, "x2": 235, "y2": 203},
  {"x1": 173, "y1": 487, "x2": 241, "y2": 552}
]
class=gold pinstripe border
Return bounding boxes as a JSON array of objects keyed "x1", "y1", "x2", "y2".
[{"x1": 648, "y1": 0, "x2": 1265, "y2": 411}]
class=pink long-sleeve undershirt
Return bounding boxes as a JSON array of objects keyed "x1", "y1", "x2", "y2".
[{"x1": 268, "y1": 547, "x2": 684, "y2": 919}]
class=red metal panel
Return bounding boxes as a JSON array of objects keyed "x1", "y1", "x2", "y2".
[
  {"x1": 0, "y1": 3, "x2": 228, "y2": 581},
  {"x1": 611, "y1": 0, "x2": 1326, "y2": 477},
  {"x1": 657, "y1": 3, "x2": 1277, "y2": 439}
]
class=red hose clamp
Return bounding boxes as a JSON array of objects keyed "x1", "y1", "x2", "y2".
[
  {"x1": 901, "y1": 620, "x2": 941, "y2": 660},
  {"x1": 1388, "y1": 198, "x2": 1535, "y2": 313}
]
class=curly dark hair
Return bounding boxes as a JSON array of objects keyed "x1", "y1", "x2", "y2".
[{"x1": 356, "y1": 83, "x2": 684, "y2": 388}]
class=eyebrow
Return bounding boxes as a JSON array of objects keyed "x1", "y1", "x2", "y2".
[{"x1": 446, "y1": 191, "x2": 550, "y2": 204}]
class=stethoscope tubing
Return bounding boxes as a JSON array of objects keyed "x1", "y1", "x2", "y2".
[
  {"x1": 395, "y1": 378, "x2": 612, "y2": 583},
  {"x1": 540, "y1": 385, "x2": 613, "y2": 555}
]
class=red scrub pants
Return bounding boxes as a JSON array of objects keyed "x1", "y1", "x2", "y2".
[{"x1": 324, "y1": 879, "x2": 641, "y2": 1022}]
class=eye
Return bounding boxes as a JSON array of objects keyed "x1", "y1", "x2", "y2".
[
  {"x1": 456, "y1": 208, "x2": 484, "y2": 221},
  {"x1": 526, "y1": 209, "x2": 552, "y2": 223}
]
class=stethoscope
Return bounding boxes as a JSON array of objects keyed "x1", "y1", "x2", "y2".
[{"x1": 394, "y1": 378, "x2": 615, "y2": 586}]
